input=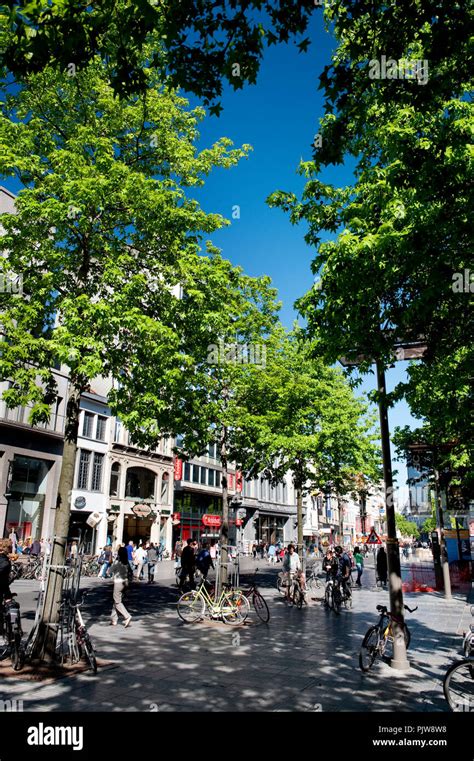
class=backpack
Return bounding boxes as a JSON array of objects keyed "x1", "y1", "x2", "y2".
[{"x1": 98, "y1": 551, "x2": 106, "y2": 565}]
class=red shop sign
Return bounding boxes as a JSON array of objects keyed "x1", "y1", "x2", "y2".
[
  {"x1": 235, "y1": 470, "x2": 243, "y2": 493},
  {"x1": 172, "y1": 512, "x2": 181, "y2": 525},
  {"x1": 202, "y1": 514, "x2": 222, "y2": 528},
  {"x1": 174, "y1": 458, "x2": 183, "y2": 480},
  {"x1": 235, "y1": 519, "x2": 243, "y2": 527}
]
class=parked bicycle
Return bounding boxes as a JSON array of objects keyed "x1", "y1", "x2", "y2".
[
  {"x1": 177, "y1": 579, "x2": 249, "y2": 626},
  {"x1": 359, "y1": 604, "x2": 418, "y2": 672},
  {"x1": 235, "y1": 569, "x2": 270, "y2": 623},
  {"x1": 443, "y1": 605, "x2": 474, "y2": 711},
  {"x1": 290, "y1": 571, "x2": 307, "y2": 609},
  {"x1": 0, "y1": 593, "x2": 24, "y2": 671},
  {"x1": 56, "y1": 591, "x2": 97, "y2": 674},
  {"x1": 306, "y1": 564, "x2": 323, "y2": 591}
]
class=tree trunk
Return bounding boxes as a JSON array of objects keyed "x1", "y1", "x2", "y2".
[
  {"x1": 32, "y1": 388, "x2": 81, "y2": 662},
  {"x1": 219, "y1": 425, "x2": 229, "y2": 592},
  {"x1": 376, "y1": 360, "x2": 409, "y2": 671},
  {"x1": 296, "y1": 488, "x2": 303, "y2": 566}
]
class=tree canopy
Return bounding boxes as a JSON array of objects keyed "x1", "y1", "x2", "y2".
[{"x1": 0, "y1": 0, "x2": 318, "y2": 111}]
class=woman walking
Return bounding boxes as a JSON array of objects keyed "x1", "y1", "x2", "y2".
[
  {"x1": 354, "y1": 546, "x2": 364, "y2": 587},
  {"x1": 110, "y1": 546, "x2": 132, "y2": 627}
]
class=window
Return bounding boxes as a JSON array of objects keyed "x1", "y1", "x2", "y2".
[
  {"x1": 96, "y1": 416, "x2": 107, "y2": 441},
  {"x1": 82, "y1": 412, "x2": 94, "y2": 438},
  {"x1": 215, "y1": 471, "x2": 221, "y2": 488},
  {"x1": 114, "y1": 419, "x2": 121, "y2": 443},
  {"x1": 91, "y1": 453, "x2": 104, "y2": 491},
  {"x1": 200, "y1": 467, "x2": 207, "y2": 485},
  {"x1": 161, "y1": 472, "x2": 170, "y2": 504},
  {"x1": 208, "y1": 442, "x2": 217, "y2": 460},
  {"x1": 109, "y1": 462, "x2": 120, "y2": 497},
  {"x1": 184, "y1": 462, "x2": 191, "y2": 481},
  {"x1": 208, "y1": 469, "x2": 215, "y2": 487},
  {"x1": 77, "y1": 450, "x2": 90, "y2": 489},
  {"x1": 192, "y1": 465, "x2": 200, "y2": 484}
]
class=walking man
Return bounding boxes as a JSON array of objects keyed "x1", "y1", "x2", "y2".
[
  {"x1": 147, "y1": 542, "x2": 157, "y2": 583},
  {"x1": 179, "y1": 538, "x2": 196, "y2": 590},
  {"x1": 110, "y1": 546, "x2": 132, "y2": 627}
]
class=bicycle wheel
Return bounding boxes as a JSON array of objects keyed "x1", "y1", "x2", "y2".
[
  {"x1": 221, "y1": 592, "x2": 250, "y2": 626},
  {"x1": 34, "y1": 564, "x2": 43, "y2": 581},
  {"x1": 324, "y1": 585, "x2": 332, "y2": 609},
  {"x1": 332, "y1": 586, "x2": 342, "y2": 614},
  {"x1": 443, "y1": 659, "x2": 474, "y2": 711},
  {"x1": 277, "y1": 576, "x2": 286, "y2": 596},
  {"x1": 177, "y1": 591, "x2": 205, "y2": 623},
  {"x1": 80, "y1": 631, "x2": 98, "y2": 675},
  {"x1": 252, "y1": 592, "x2": 270, "y2": 623},
  {"x1": 11, "y1": 634, "x2": 24, "y2": 671},
  {"x1": 359, "y1": 626, "x2": 381, "y2": 672}
]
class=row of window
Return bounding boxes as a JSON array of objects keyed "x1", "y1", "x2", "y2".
[
  {"x1": 183, "y1": 463, "x2": 222, "y2": 488},
  {"x1": 242, "y1": 478, "x2": 288, "y2": 504},
  {"x1": 77, "y1": 454, "x2": 171, "y2": 503},
  {"x1": 175, "y1": 438, "x2": 219, "y2": 461},
  {"x1": 77, "y1": 450, "x2": 104, "y2": 491}
]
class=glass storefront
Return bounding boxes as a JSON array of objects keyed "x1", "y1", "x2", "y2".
[
  {"x1": 4, "y1": 455, "x2": 51, "y2": 541},
  {"x1": 256, "y1": 514, "x2": 287, "y2": 545},
  {"x1": 173, "y1": 491, "x2": 238, "y2": 545}
]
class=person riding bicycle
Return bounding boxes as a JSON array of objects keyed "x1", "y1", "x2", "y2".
[
  {"x1": 282, "y1": 544, "x2": 301, "y2": 603},
  {"x1": 323, "y1": 549, "x2": 338, "y2": 582},
  {"x1": 334, "y1": 546, "x2": 352, "y2": 599}
]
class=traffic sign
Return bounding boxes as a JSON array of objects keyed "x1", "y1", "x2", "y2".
[{"x1": 366, "y1": 529, "x2": 382, "y2": 545}]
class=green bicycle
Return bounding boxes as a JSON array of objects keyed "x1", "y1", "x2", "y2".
[{"x1": 178, "y1": 580, "x2": 250, "y2": 626}]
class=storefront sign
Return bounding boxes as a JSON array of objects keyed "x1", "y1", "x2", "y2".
[
  {"x1": 236, "y1": 470, "x2": 243, "y2": 493},
  {"x1": 172, "y1": 512, "x2": 181, "y2": 525},
  {"x1": 174, "y1": 458, "x2": 183, "y2": 480},
  {"x1": 202, "y1": 514, "x2": 222, "y2": 528},
  {"x1": 132, "y1": 504, "x2": 152, "y2": 518},
  {"x1": 74, "y1": 496, "x2": 86, "y2": 509},
  {"x1": 228, "y1": 473, "x2": 234, "y2": 490},
  {"x1": 235, "y1": 519, "x2": 243, "y2": 527}
]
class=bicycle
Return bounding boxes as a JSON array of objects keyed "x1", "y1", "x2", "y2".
[
  {"x1": 235, "y1": 569, "x2": 270, "y2": 623},
  {"x1": 359, "y1": 604, "x2": 418, "y2": 672},
  {"x1": 443, "y1": 605, "x2": 474, "y2": 711},
  {"x1": 306, "y1": 564, "x2": 323, "y2": 591},
  {"x1": 177, "y1": 579, "x2": 250, "y2": 626},
  {"x1": 0, "y1": 593, "x2": 24, "y2": 671},
  {"x1": 57, "y1": 592, "x2": 97, "y2": 674},
  {"x1": 290, "y1": 572, "x2": 307, "y2": 609}
]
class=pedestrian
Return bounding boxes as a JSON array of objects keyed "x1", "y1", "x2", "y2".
[
  {"x1": 99, "y1": 545, "x2": 113, "y2": 579},
  {"x1": 157, "y1": 538, "x2": 165, "y2": 562},
  {"x1": 354, "y1": 546, "x2": 364, "y2": 587},
  {"x1": 8, "y1": 529, "x2": 18, "y2": 554},
  {"x1": 209, "y1": 540, "x2": 217, "y2": 562},
  {"x1": 179, "y1": 538, "x2": 196, "y2": 590},
  {"x1": 126, "y1": 541, "x2": 135, "y2": 578},
  {"x1": 282, "y1": 544, "x2": 301, "y2": 603},
  {"x1": 376, "y1": 546, "x2": 388, "y2": 586},
  {"x1": 147, "y1": 542, "x2": 157, "y2": 583},
  {"x1": 30, "y1": 538, "x2": 41, "y2": 558},
  {"x1": 70, "y1": 540, "x2": 78, "y2": 562},
  {"x1": 134, "y1": 543, "x2": 148, "y2": 581},
  {"x1": 267, "y1": 543, "x2": 276, "y2": 564},
  {"x1": 110, "y1": 546, "x2": 132, "y2": 627},
  {"x1": 196, "y1": 542, "x2": 214, "y2": 581}
]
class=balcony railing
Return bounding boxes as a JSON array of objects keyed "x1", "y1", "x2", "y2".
[{"x1": 0, "y1": 402, "x2": 66, "y2": 436}]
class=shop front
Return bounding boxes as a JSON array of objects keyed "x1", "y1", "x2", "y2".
[
  {"x1": 173, "y1": 491, "x2": 227, "y2": 546},
  {"x1": 3, "y1": 454, "x2": 52, "y2": 541}
]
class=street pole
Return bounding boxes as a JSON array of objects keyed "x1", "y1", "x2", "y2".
[
  {"x1": 219, "y1": 425, "x2": 229, "y2": 592},
  {"x1": 376, "y1": 360, "x2": 410, "y2": 670},
  {"x1": 433, "y1": 451, "x2": 452, "y2": 599}
]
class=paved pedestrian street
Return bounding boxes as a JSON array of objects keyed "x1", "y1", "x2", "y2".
[{"x1": 1, "y1": 559, "x2": 470, "y2": 713}]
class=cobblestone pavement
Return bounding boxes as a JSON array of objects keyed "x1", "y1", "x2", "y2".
[{"x1": 1, "y1": 558, "x2": 471, "y2": 713}]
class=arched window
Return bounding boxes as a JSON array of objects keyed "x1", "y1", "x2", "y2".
[
  {"x1": 161, "y1": 472, "x2": 170, "y2": 504},
  {"x1": 125, "y1": 467, "x2": 156, "y2": 499},
  {"x1": 109, "y1": 462, "x2": 121, "y2": 497}
]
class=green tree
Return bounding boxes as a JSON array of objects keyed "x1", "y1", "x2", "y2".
[
  {"x1": 0, "y1": 56, "x2": 250, "y2": 659},
  {"x1": 238, "y1": 330, "x2": 382, "y2": 556},
  {"x1": 395, "y1": 513, "x2": 419, "y2": 539},
  {"x1": 267, "y1": 0, "x2": 473, "y2": 485},
  {"x1": 0, "y1": 0, "x2": 318, "y2": 108}
]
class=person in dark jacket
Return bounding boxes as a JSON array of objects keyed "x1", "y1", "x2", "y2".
[
  {"x1": 376, "y1": 546, "x2": 388, "y2": 586},
  {"x1": 179, "y1": 539, "x2": 196, "y2": 590},
  {"x1": 0, "y1": 539, "x2": 13, "y2": 603},
  {"x1": 196, "y1": 542, "x2": 214, "y2": 581}
]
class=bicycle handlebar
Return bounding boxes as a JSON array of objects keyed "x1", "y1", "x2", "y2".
[{"x1": 404, "y1": 605, "x2": 418, "y2": 613}]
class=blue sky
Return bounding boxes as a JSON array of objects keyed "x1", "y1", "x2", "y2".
[{"x1": 187, "y1": 13, "x2": 418, "y2": 497}]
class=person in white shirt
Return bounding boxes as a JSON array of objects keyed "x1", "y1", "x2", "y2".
[
  {"x1": 134, "y1": 544, "x2": 148, "y2": 581},
  {"x1": 282, "y1": 544, "x2": 302, "y2": 603},
  {"x1": 110, "y1": 546, "x2": 131, "y2": 627}
]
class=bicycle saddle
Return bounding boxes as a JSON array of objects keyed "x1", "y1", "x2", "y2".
[{"x1": 376, "y1": 604, "x2": 388, "y2": 613}]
